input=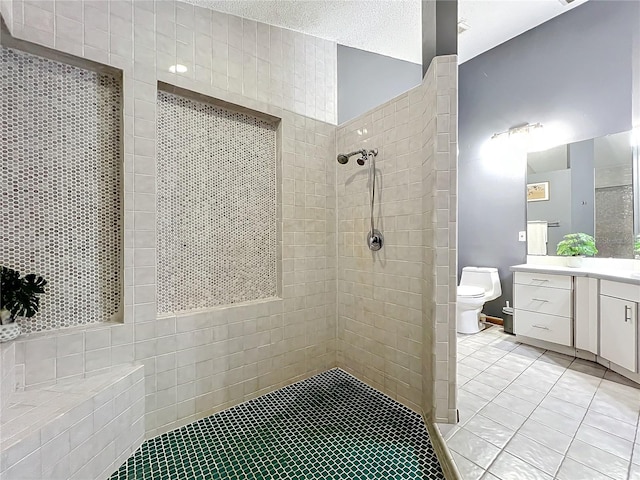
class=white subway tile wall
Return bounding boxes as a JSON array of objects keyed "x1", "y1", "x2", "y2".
[
  {"x1": 336, "y1": 87, "x2": 425, "y2": 413},
  {"x1": 424, "y1": 56, "x2": 458, "y2": 424},
  {"x1": 2, "y1": 0, "x2": 337, "y2": 439},
  {"x1": 336, "y1": 56, "x2": 457, "y2": 422},
  {"x1": 0, "y1": 343, "x2": 16, "y2": 410}
]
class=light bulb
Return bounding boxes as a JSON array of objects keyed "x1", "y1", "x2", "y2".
[{"x1": 169, "y1": 64, "x2": 188, "y2": 74}]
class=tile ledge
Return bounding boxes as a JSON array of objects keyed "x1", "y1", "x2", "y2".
[
  {"x1": 12, "y1": 320, "x2": 126, "y2": 342},
  {"x1": 157, "y1": 296, "x2": 283, "y2": 319}
]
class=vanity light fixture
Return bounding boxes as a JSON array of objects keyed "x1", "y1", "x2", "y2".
[
  {"x1": 491, "y1": 122, "x2": 543, "y2": 142},
  {"x1": 169, "y1": 64, "x2": 188, "y2": 74},
  {"x1": 490, "y1": 122, "x2": 549, "y2": 153}
]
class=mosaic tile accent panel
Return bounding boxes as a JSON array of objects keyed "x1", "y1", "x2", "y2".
[
  {"x1": 109, "y1": 368, "x2": 444, "y2": 480},
  {"x1": 156, "y1": 91, "x2": 277, "y2": 314},
  {"x1": 595, "y1": 184, "x2": 634, "y2": 258},
  {"x1": 0, "y1": 46, "x2": 123, "y2": 333}
]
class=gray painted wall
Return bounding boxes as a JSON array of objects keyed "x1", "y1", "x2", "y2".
[
  {"x1": 569, "y1": 139, "x2": 596, "y2": 237},
  {"x1": 337, "y1": 45, "x2": 422, "y2": 124},
  {"x1": 459, "y1": 0, "x2": 638, "y2": 317}
]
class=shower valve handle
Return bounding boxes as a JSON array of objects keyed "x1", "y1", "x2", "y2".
[{"x1": 367, "y1": 229, "x2": 384, "y2": 252}]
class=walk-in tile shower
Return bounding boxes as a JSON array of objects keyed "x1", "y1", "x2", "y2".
[{"x1": 0, "y1": 1, "x2": 458, "y2": 478}]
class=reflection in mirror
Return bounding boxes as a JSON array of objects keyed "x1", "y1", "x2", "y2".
[
  {"x1": 594, "y1": 131, "x2": 634, "y2": 258},
  {"x1": 526, "y1": 145, "x2": 571, "y2": 255},
  {"x1": 526, "y1": 129, "x2": 636, "y2": 259}
]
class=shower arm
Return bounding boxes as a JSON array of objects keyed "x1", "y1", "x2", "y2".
[{"x1": 345, "y1": 149, "x2": 367, "y2": 159}]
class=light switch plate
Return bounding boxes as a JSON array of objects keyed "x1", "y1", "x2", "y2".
[{"x1": 518, "y1": 231, "x2": 526, "y2": 242}]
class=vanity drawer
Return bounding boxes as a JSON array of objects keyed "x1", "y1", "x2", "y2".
[
  {"x1": 514, "y1": 272, "x2": 572, "y2": 290},
  {"x1": 514, "y1": 284, "x2": 572, "y2": 318},
  {"x1": 601, "y1": 280, "x2": 640, "y2": 303},
  {"x1": 514, "y1": 310, "x2": 573, "y2": 346}
]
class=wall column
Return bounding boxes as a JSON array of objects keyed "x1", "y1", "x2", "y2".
[{"x1": 422, "y1": 0, "x2": 458, "y2": 77}]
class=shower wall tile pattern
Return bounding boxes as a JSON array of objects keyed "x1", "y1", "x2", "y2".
[
  {"x1": 336, "y1": 87, "x2": 425, "y2": 414},
  {"x1": 422, "y1": 57, "x2": 458, "y2": 424},
  {"x1": 336, "y1": 56, "x2": 458, "y2": 423},
  {"x1": 4, "y1": 0, "x2": 338, "y2": 439},
  {"x1": 2, "y1": 0, "x2": 458, "y2": 447},
  {"x1": 156, "y1": 91, "x2": 277, "y2": 313},
  {"x1": 0, "y1": 46, "x2": 122, "y2": 334}
]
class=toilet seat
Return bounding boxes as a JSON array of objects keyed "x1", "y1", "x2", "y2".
[{"x1": 457, "y1": 286, "x2": 484, "y2": 299}]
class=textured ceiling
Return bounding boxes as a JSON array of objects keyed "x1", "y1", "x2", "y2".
[
  {"x1": 187, "y1": 0, "x2": 422, "y2": 63},
  {"x1": 186, "y1": 0, "x2": 589, "y2": 65}
]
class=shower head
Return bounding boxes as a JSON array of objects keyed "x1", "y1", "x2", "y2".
[
  {"x1": 337, "y1": 153, "x2": 350, "y2": 164},
  {"x1": 336, "y1": 149, "x2": 367, "y2": 165}
]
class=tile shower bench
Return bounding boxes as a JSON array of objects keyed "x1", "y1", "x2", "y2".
[{"x1": 0, "y1": 345, "x2": 145, "y2": 480}]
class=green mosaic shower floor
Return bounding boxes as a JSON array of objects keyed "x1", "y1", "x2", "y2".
[{"x1": 109, "y1": 369, "x2": 445, "y2": 480}]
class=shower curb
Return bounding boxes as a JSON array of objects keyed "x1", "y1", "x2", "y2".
[{"x1": 425, "y1": 419, "x2": 461, "y2": 480}]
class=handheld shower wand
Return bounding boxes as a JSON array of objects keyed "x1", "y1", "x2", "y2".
[
  {"x1": 365, "y1": 150, "x2": 383, "y2": 251},
  {"x1": 335, "y1": 148, "x2": 383, "y2": 251}
]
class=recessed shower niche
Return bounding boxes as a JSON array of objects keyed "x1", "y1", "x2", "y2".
[
  {"x1": 156, "y1": 86, "x2": 278, "y2": 314},
  {"x1": 0, "y1": 45, "x2": 123, "y2": 333}
]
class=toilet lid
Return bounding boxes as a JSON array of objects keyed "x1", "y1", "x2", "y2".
[{"x1": 458, "y1": 286, "x2": 485, "y2": 298}]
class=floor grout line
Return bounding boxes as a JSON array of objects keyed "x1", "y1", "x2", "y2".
[
  {"x1": 451, "y1": 326, "x2": 640, "y2": 480},
  {"x1": 554, "y1": 369, "x2": 603, "y2": 480},
  {"x1": 477, "y1": 340, "x2": 567, "y2": 479},
  {"x1": 627, "y1": 407, "x2": 640, "y2": 480}
]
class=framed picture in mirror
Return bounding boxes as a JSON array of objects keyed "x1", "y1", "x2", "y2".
[{"x1": 527, "y1": 181, "x2": 549, "y2": 202}]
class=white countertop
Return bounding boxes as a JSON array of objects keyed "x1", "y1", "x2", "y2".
[{"x1": 511, "y1": 263, "x2": 640, "y2": 286}]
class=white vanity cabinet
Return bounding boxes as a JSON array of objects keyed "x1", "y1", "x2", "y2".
[
  {"x1": 513, "y1": 272, "x2": 573, "y2": 346},
  {"x1": 599, "y1": 280, "x2": 639, "y2": 373},
  {"x1": 512, "y1": 264, "x2": 640, "y2": 385}
]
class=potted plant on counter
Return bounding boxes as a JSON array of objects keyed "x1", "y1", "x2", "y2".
[
  {"x1": 556, "y1": 233, "x2": 598, "y2": 268},
  {"x1": 0, "y1": 266, "x2": 47, "y2": 342}
]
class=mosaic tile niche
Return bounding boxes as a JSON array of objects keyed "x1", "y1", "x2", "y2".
[
  {"x1": 157, "y1": 91, "x2": 278, "y2": 314},
  {"x1": 0, "y1": 46, "x2": 123, "y2": 333}
]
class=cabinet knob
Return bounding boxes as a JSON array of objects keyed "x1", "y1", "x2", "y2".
[{"x1": 625, "y1": 305, "x2": 632, "y2": 323}]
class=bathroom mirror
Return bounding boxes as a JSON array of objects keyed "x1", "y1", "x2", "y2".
[{"x1": 526, "y1": 129, "x2": 638, "y2": 258}]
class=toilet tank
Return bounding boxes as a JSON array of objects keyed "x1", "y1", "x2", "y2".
[{"x1": 460, "y1": 267, "x2": 502, "y2": 301}]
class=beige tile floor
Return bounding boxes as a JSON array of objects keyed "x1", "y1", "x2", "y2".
[{"x1": 438, "y1": 325, "x2": 640, "y2": 480}]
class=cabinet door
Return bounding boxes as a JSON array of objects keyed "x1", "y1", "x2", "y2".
[{"x1": 600, "y1": 295, "x2": 637, "y2": 372}]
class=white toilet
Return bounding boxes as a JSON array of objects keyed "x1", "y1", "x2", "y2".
[{"x1": 457, "y1": 267, "x2": 502, "y2": 334}]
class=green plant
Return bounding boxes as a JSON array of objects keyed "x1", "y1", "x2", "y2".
[
  {"x1": 635, "y1": 235, "x2": 640, "y2": 256},
  {"x1": 556, "y1": 233, "x2": 598, "y2": 257},
  {"x1": 0, "y1": 266, "x2": 47, "y2": 324}
]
